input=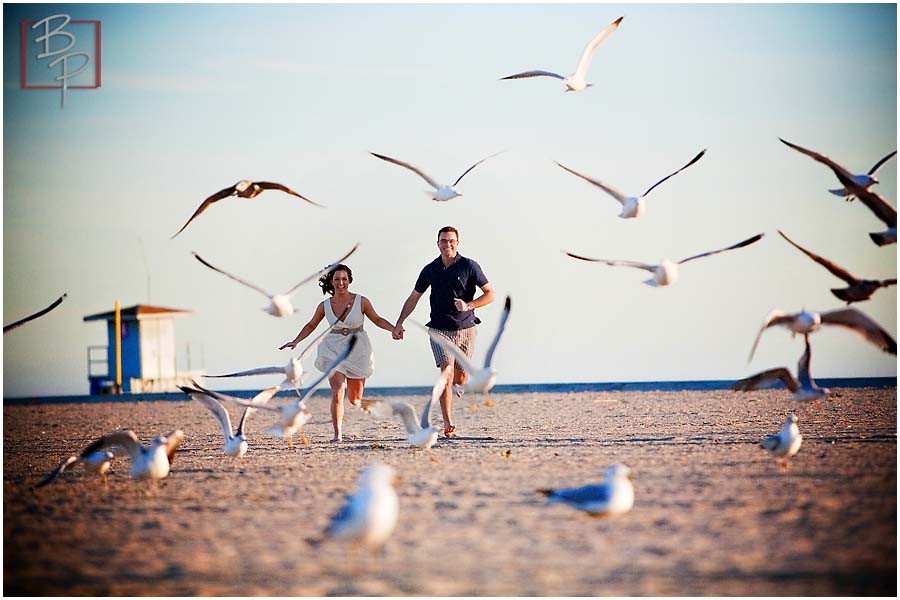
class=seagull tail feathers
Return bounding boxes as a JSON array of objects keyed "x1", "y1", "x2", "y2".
[{"x1": 869, "y1": 231, "x2": 894, "y2": 247}]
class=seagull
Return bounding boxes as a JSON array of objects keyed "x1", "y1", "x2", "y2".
[
  {"x1": 748, "y1": 307, "x2": 897, "y2": 362},
  {"x1": 538, "y1": 463, "x2": 634, "y2": 517},
  {"x1": 192, "y1": 243, "x2": 359, "y2": 317},
  {"x1": 779, "y1": 138, "x2": 897, "y2": 246},
  {"x1": 78, "y1": 430, "x2": 184, "y2": 482},
  {"x1": 172, "y1": 180, "x2": 323, "y2": 238},
  {"x1": 325, "y1": 461, "x2": 399, "y2": 553},
  {"x1": 418, "y1": 295, "x2": 511, "y2": 394},
  {"x1": 370, "y1": 151, "x2": 503, "y2": 201},
  {"x1": 366, "y1": 365, "x2": 450, "y2": 451},
  {"x1": 4, "y1": 293, "x2": 67, "y2": 333},
  {"x1": 35, "y1": 449, "x2": 116, "y2": 488},
  {"x1": 180, "y1": 383, "x2": 279, "y2": 461},
  {"x1": 733, "y1": 335, "x2": 828, "y2": 401},
  {"x1": 778, "y1": 230, "x2": 896, "y2": 304},
  {"x1": 219, "y1": 335, "x2": 357, "y2": 448},
  {"x1": 565, "y1": 233, "x2": 764, "y2": 287},
  {"x1": 827, "y1": 150, "x2": 896, "y2": 202},
  {"x1": 760, "y1": 415, "x2": 802, "y2": 468},
  {"x1": 500, "y1": 16, "x2": 624, "y2": 92},
  {"x1": 556, "y1": 149, "x2": 706, "y2": 219}
]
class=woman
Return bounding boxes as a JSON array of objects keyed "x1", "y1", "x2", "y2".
[{"x1": 279, "y1": 264, "x2": 395, "y2": 442}]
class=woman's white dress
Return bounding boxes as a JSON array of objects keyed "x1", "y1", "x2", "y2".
[{"x1": 315, "y1": 293, "x2": 375, "y2": 378}]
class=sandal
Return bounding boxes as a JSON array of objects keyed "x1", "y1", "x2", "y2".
[{"x1": 444, "y1": 425, "x2": 458, "y2": 438}]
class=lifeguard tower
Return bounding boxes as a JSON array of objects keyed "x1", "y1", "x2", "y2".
[{"x1": 83, "y1": 304, "x2": 202, "y2": 394}]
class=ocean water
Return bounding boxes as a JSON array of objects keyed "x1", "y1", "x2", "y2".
[{"x1": 4, "y1": 378, "x2": 895, "y2": 405}]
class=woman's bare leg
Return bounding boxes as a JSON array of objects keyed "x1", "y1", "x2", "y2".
[{"x1": 329, "y1": 371, "x2": 347, "y2": 441}]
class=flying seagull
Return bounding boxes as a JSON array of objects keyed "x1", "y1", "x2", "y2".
[
  {"x1": 35, "y1": 449, "x2": 116, "y2": 488},
  {"x1": 779, "y1": 138, "x2": 897, "y2": 246},
  {"x1": 828, "y1": 150, "x2": 896, "y2": 202},
  {"x1": 538, "y1": 463, "x2": 634, "y2": 517},
  {"x1": 565, "y1": 233, "x2": 764, "y2": 287},
  {"x1": 366, "y1": 365, "x2": 450, "y2": 451},
  {"x1": 500, "y1": 16, "x2": 624, "y2": 92},
  {"x1": 556, "y1": 149, "x2": 706, "y2": 219},
  {"x1": 4, "y1": 293, "x2": 67, "y2": 333},
  {"x1": 172, "y1": 180, "x2": 323, "y2": 238},
  {"x1": 370, "y1": 151, "x2": 503, "y2": 201},
  {"x1": 180, "y1": 384, "x2": 279, "y2": 461},
  {"x1": 217, "y1": 335, "x2": 357, "y2": 448},
  {"x1": 748, "y1": 307, "x2": 897, "y2": 362},
  {"x1": 325, "y1": 461, "x2": 399, "y2": 553},
  {"x1": 418, "y1": 295, "x2": 512, "y2": 394},
  {"x1": 778, "y1": 230, "x2": 896, "y2": 304},
  {"x1": 79, "y1": 429, "x2": 184, "y2": 482},
  {"x1": 192, "y1": 243, "x2": 359, "y2": 317},
  {"x1": 733, "y1": 335, "x2": 828, "y2": 402},
  {"x1": 760, "y1": 415, "x2": 802, "y2": 468}
]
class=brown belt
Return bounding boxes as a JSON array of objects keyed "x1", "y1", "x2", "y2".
[{"x1": 331, "y1": 326, "x2": 363, "y2": 336}]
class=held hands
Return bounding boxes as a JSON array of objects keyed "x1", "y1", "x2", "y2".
[
  {"x1": 453, "y1": 298, "x2": 470, "y2": 312},
  {"x1": 391, "y1": 324, "x2": 405, "y2": 340}
]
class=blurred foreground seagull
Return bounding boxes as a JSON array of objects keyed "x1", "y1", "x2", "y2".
[
  {"x1": 4, "y1": 293, "x2": 67, "y2": 333},
  {"x1": 220, "y1": 336, "x2": 357, "y2": 448},
  {"x1": 325, "y1": 461, "x2": 399, "y2": 554},
  {"x1": 419, "y1": 295, "x2": 511, "y2": 394},
  {"x1": 538, "y1": 463, "x2": 634, "y2": 517},
  {"x1": 366, "y1": 365, "x2": 450, "y2": 451},
  {"x1": 78, "y1": 430, "x2": 184, "y2": 482},
  {"x1": 827, "y1": 150, "x2": 896, "y2": 202},
  {"x1": 555, "y1": 149, "x2": 706, "y2": 219},
  {"x1": 370, "y1": 151, "x2": 502, "y2": 201},
  {"x1": 779, "y1": 138, "x2": 897, "y2": 246},
  {"x1": 748, "y1": 307, "x2": 897, "y2": 362},
  {"x1": 172, "y1": 179, "x2": 323, "y2": 238},
  {"x1": 760, "y1": 415, "x2": 802, "y2": 468},
  {"x1": 192, "y1": 243, "x2": 358, "y2": 317},
  {"x1": 565, "y1": 233, "x2": 764, "y2": 287},
  {"x1": 733, "y1": 335, "x2": 828, "y2": 401},
  {"x1": 35, "y1": 449, "x2": 116, "y2": 488},
  {"x1": 778, "y1": 230, "x2": 896, "y2": 304},
  {"x1": 500, "y1": 16, "x2": 624, "y2": 92},
  {"x1": 180, "y1": 383, "x2": 279, "y2": 461}
]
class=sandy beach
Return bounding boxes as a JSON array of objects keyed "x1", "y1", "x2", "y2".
[{"x1": 3, "y1": 386, "x2": 896, "y2": 596}]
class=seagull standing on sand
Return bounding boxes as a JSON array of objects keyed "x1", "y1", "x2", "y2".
[
  {"x1": 325, "y1": 461, "x2": 399, "y2": 553},
  {"x1": 4, "y1": 293, "x2": 67, "y2": 333},
  {"x1": 538, "y1": 463, "x2": 634, "y2": 517},
  {"x1": 748, "y1": 307, "x2": 897, "y2": 361},
  {"x1": 78, "y1": 430, "x2": 184, "y2": 482},
  {"x1": 555, "y1": 149, "x2": 706, "y2": 219},
  {"x1": 760, "y1": 415, "x2": 803, "y2": 468},
  {"x1": 565, "y1": 233, "x2": 764, "y2": 287},
  {"x1": 35, "y1": 449, "x2": 116, "y2": 488},
  {"x1": 779, "y1": 138, "x2": 897, "y2": 246},
  {"x1": 370, "y1": 151, "x2": 502, "y2": 201},
  {"x1": 500, "y1": 16, "x2": 624, "y2": 92},
  {"x1": 777, "y1": 230, "x2": 896, "y2": 304},
  {"x1": 180, "y1": 384, "x2": 279, "y2": 461},
  {"x1": 366, "y1": 365, "x2": 450, "y2": 452},
  {"x1": 733, "y1": 335, "x2": 828, "y2": 401},
  {"x1": 827, "y1": 150, "x2": 897, "y2": 202},
  {"x1": 419, "y1": 296, "x2": 512, "y2": 394},
  {"x1": 172, "y1": 179, "x2": 323, "y2": 238},
  {"x1": 191, "y1": 243, "x2": 358, "y2": 318}
]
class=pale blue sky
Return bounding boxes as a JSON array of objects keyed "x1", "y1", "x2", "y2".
[{"x1": 3, "y1": 3, "x2": 897, "y2": 397}]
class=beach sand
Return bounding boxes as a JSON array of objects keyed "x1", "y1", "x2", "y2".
[{"x1": 3, "y1": 386, "x2": 896, "y2": 596}]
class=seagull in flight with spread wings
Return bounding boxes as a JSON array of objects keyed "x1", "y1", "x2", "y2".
[
  {"x1": 78, "y1": 429, "x2": 184, "y2": 482},
  {"x1": 733, "y1": 335, "x2": 828, "y2": 402},
  {"x1": 4, "y1": 293, "x2": 67, "y2": 334},
  {"x1": 566, "y1": 233, "x2": 764, "y2": 287},
  {"x1": 827, "y1": 150, "x2": 896, "y2": 202},
  {"x1": 366, "y1": 365, "x2": 450, "y2": 452},
  {"x1": 192, "y1": 243, "x2": 358, "y2": 317},
  {"x1": 370, "y1": 151, "x2": 503, "y2": 201},
  {"x1": 500, "y1": 16, "x2": 624, "y2": 92}
]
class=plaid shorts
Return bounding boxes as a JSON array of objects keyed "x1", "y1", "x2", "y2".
[{"x1": 428, "y1": 326, "x2": 477, "y2": 373}]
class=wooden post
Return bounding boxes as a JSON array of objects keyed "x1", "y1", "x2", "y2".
[{"x1": 115, "y1": 300, "x2": 122, "y2": 394}]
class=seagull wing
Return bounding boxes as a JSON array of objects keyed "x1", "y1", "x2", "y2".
[
  {"x1": 236, "y1": 385, "x2": 280, "y2": 435},
  {"x1": 777, "y1": 230, "x2": 857, "y2": 284},
  {"x1": 572, "y1": 16, "x2": 624, "y2": 80},
  {"x1": 35, "y1": 455, "x2": 79, "y2": 488},
  {"x1": 748, "y1": 309, "x2": 794, "y2": 362},
  {"x1": 192, "y1": 252, "x2": 273, "y2": 298},
  {"x1": 732, "y1": 368, "x2": 800, "y2": 393},
  {"x1": 542, "y1": 483, "x2": 610, "y2": 505},
  {"x1": 4, "y1": 293, "x2": 67, "y2": 333},
  {"x1": 677, "y1": 233, "x2": 764, "y2": 265},
  {"x1": 186, "y1": 379, "x2": 283, "y2": 413},
  {"x1": 484, "y1": 296, "x2": 512, "y2": 369},
  {"x1": 779, "y1": 137, "x2": 857, "y2": 181},
  {"x1": 640, "y1": 149, "x2": 706, "y2": 198},
  {"x1": 171, "y1": 184, "x2": 236, "y2": 238},
  {"x1": 555, "y1": 162, "x2": 628, "y2": 204},
  {"x1": 796, "y1": 335, "x2": 815, "y2": 391},
  {"x1": 181, "y1": 385, "x2": 234, "y2": 439},
  {"x1": 161, "y1": 430, "x2": 185, "y2": 464},
  {"x1": 500, "y1": 70, "x2": 565, "y2": 81},
  {"x1": 821, "y1": 308, "x2": 897, "y2": 354},
  {"x1": 390, "y1": 401, "x2": 421, "y2": 435},
  {"x1": 452, "y1": 151, "x2": 504, "y2": 187},
  {"x1": 205, "y1": 366, "x2": 285, "y2": 378},
  {"x1": 867, "y1": 150, "x2": 897, "y2": 175},
  {"x1": 297, "y1": 314, "x2": 351, "y2": 361},
  {"x1": 422, "y1": 365, "x2": 452, "y2": 430},
  {"x1": 564, "y1": 252, "x2": 657, "y2": 272},
  {"x1": 371, "y1": 152, "x2": 441, "y2": 189},
  {"x1": 283, "y1": 243, "x2": 360, "y2": 297},
  {"x1": 81, "y1": 430, "x2": 142, "y2": 463},
  {"x1": 852, "y1": 187, "x2": 897, "y2": 228},
  {"x1": 254, "y1": 181, "x2": 324, "y2": 207}
]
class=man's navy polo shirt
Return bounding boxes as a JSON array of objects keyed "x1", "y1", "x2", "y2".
[{"x1": 415, "y1": 254, "x2": 488, "y2": 331}]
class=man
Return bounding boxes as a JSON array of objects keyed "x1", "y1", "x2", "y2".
[{"x1": 392, "y1": 226, "x2": 495, "y2": 438}]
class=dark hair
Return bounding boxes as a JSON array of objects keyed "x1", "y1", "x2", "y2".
[
  {"x1": 319, "y1": 264, "x2": 353, "y2": 296},
  {"x1": 437, "y1": 225, "x2": 459, "y2": 240}
]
